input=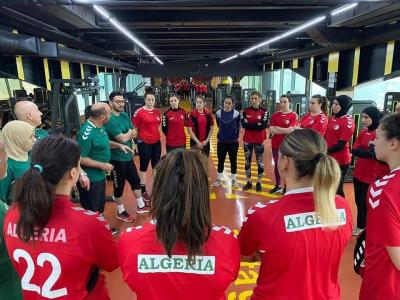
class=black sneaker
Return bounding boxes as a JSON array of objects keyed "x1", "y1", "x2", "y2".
[
  {"x1": 111, "y1": 228, "x2": 118, "y2": 236},
  {"x1": 242, "y1": 182, "x2": 252, "y2": 191},
  {"x1": 256, "y1": 182, "x2": 262, "y2": 192},
  {"x1": 116, "y1": 211, "x2": 135, "y2": 223},
  {"x1": 269, "y1": 185, "x2": 283, "y2": 194}
]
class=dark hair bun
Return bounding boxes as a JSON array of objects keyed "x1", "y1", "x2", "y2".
[{"x1": 145, "y1": 86, "x2": 155, "y2": 94}]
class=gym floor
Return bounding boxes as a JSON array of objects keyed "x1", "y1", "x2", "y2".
[{"x1": 102, "y1": 101, "x2": 361, "y2": 299}]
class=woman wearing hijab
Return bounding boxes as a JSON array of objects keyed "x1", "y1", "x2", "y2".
[
  {"x1": 351, "y1": 106, "x2": 389, "y2": 236},
  {"x1": 325, "y1": 95, "x2": 355, "y2": 197},
  {"x1": 0, "y1": 120, "x2": 36, "y2": 204}
]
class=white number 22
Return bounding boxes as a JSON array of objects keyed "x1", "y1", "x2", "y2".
[{"x1": 13, "y1": 249, "x2": 68, "y2": 299}]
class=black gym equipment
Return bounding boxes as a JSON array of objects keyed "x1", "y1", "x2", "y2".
[{"x1": 384, "y1": 92, "x2": 400, "y2": 115}]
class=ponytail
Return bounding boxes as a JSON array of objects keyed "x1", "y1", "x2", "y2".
[
  {"x1": 312, "y1": 94, "x2": 328, "y2": 116},
  {"x1": 313, "y1": 154, "x2": 341, "y2": 225},
  {"x1": 15, "y1": 167, "x2": 53, "y2": 242},
  {"x1": 14, "y1": 135, "x2": 81, "y2": 243},
  {"x1": 280, "y1": 128, "x2": 341, "y2": 228}
]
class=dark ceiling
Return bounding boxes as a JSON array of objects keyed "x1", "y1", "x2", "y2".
[{"x1": 0, "y1": 0, "x2": 399, "y2": 70}]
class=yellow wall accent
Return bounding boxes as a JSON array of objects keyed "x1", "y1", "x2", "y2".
[
  {"x1": 309, "y1": 57, "x2": 314, "y2": 81},
  {"x1": 104, "y1": 67, "x2": 107, "y2": 73},
  {"x1": 43, "y1": 58, "x2": 51, "y2": 90},
  {"x1": 384, "y1": 40, "x2": 395, "y2": 76},
  {"x1": 60, "y1": 60, "x2": 71, "y2": 79},
  {"x1": 352, "y1": 47, "x2": 360, "y2": 86},
  {"x1": 96, "y1": 65, "x2": 100, "y2": 75},
  {"x1": 328, "y1": 51, "x2": 340, "y2": 73},
  {"x1": 271, "y1": 63, "x2": 274, "y2": 71},
  {"x1": 281, "y1": 61, "x2": 284, "y2": 69},
  {"x1": 292, "y1": 59, "x2": 298, "y2": 69},
  {"x1": 15, "y1": 55, "x2": 25, "y2": 81},
  {"x1": 80, "y1": 63, "x2": 85, "y2": 79}
]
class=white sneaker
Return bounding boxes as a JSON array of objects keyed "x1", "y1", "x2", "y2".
[
  {"x1": 212, "y1": 179, "x2": 222, "y2": 187},
  {"x1": 231, "y1": 180, "x2": 239, "y2": 189}
]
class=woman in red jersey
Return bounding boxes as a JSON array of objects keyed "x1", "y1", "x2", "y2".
[
  {"x1": 133, "y1": 87, "x2": 161, "y2": 197},
  {"x1": 4, "y1": 135, "x2": 118, "y2": 300},
  {"x1": 269, "y1": 94, "x2": 297, "y2": 194},
  {"x1": 325, "y1": 95, "x2": 355, "y2": 197},
  {"x1": 187, "y1": 95, "x2": 214, "y2": 156},
  {"x1": 360, "y1": 113, "x2": 400, "y2": 300},
  {"x1": 119, "y1": 149, "x2": 240, "y2": 300},
  {"x1": 299, "y1": 94, "x2": 329, "y2": 135},
  {"x1": 351, "y1": 106, "x2": 389, "y2": 236},
  {"x1": 162, "y1": 93, "x2": 187, "y2": 153},
  {"x1": 238, "y1": 129, "x2": 352, "y2": 300}
]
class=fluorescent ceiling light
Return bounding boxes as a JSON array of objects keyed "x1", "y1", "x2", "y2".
[
  {"x1": 331, "y1": 3, "x2": 358, "y2": 16},
  {"x1": 240, "y1": 35, "x2": 283, "y2": 56},
  {"x1": 93, "y1": 4, "x2": 163, "y2": 65},
  {"x1": 280, "y1": 16, "x2": 326, "y2": 38},
  {"x1": 220, "y1": 54, "x2": 238, "y2": 64}
]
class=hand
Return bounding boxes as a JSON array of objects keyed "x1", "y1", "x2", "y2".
[
  {"x1": 102, "y1": 163, "x2": 114, "y2": 173},
  {"x1": 119, "y1": 144, "x2": 133, "y2": 154},
  {"x1": 79, "y1": 174, "x2": 90, "y2": 191},
  {"x1": 196, "y1": 141, "x2": 204, "y2": 149},
  {"x1": 202, "y1": 141, "x2": 208, "y2": 146},
  {"x1": 0, "y1": 140, "x2": 6, "y2": 162},
  {"x1": 130, "y1": 128, "x2": 138, "y2": 139}
]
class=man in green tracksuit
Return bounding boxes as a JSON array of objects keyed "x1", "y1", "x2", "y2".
[
  {"x1": 77, "y1": 102, "x2": 131, "y2": 215},
  {"x1": 14, "y1": 101, "x2": 49, "y2": 141}
]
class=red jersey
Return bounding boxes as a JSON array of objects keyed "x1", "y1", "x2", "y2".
[
  {"x1": 299, "y1": 112, "x2": 328, "y2": 135},
  {"x1": 269, "y1": 111, "x2": 297, "y2": 149},
  {"x1": 4, "y1": 195, "x2": 118, "y2": 300},
  {"x1": 325, "y1": 115, "x2": 355, "y2": 165},
  {"x1": 360, "y1": 169, "x2": 400, "y2": 300},
  {"x1": 353, "y1": 129, "x2": 390, "y2": 184},
  {"x1": 162, "y1": 108, "x2": 187, "y2": 147},
  {"x1": 118, "y1": 223, "x2": 240, "y2": 300},
  {"x1": 238, "y1": 188, "x2": 352, "y2": 300},
  {"x1": 187, "y1": 109, "x2": 214, "y2": 142},
  {"x1": 241, "y1": 107, "x2": 269, "y2": 144},
  {"x1": 132, "y1": 107, "x2": 161, "y2": 144}
]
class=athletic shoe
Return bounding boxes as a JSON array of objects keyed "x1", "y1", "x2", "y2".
[
  {"x1": 111, "y1": 228, "x2": 118, "y2": 236},
  {"x1": 142, "y1": 192, "x2": 151, "y2": 206},
  {"x1": 242, "y1": 182, "x2": 252, "y2": 191},
  {"x1": 116, "y1": 211, "x2": 135, "y2": 223},
  {"x1": 212, "y1": 179, "x2": 222, "y2": 187},
  {"x1": 269, "y1": 185, "x2": 283, "y2": 194},
  {"x1": 352, "y1": 227, "x2": 364, "y2": 236},
  {"x1": 256, "y1": 182, "x2": 262, "y2": 192},
  {"x1": 137, "y1": 205, "x2": 150, "y2": 214},
  {"x1": 231, "y1": 180, "x2": 239, "y2": 189}
]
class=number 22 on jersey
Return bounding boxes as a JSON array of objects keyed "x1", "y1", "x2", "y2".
[{"x1": 13, "y1": 249, "x2": 68, "y2": 299}]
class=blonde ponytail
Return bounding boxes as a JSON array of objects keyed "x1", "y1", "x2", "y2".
[{"x1": 313, "y1": 154, "x2": 341, "y2": 226}]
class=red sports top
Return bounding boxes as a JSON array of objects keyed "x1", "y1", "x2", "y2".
[
  {"x1": 162, "y1": 108, "x2": 187, "y2": 147},
  {"x1": 241, "y1": 107, "x2": 269, "y2": 144},
  {"x1": 132, "y1": 107, "x2": 161, "y2": 144},
  {"x1": 187, "y1": 109, "x2": 214, "y2": 142},
  {"x1": 269, "y1": 111, "x2": 297, "y2": 149},
  {"x1": 325, "y1": 115, "x2": 355, "y2": 165},
  {"x1": 4, "y1": 195, "x2": 118, "y2": 300},
  {"x1": 299, "y1": 112, "x2": 328, "y2": 135},
  {"x1": 353, "y1": 129, "x2": 390, "y2": 184},
  {"x1": 119, "y1": 222, "x2": 240, "y2": 300},
  {"x1": 238, "y1": 188, "x2": 352, "y2": 300},
  {"x1": 360, "y1": 168, "x2": 400, "y2": 300}
]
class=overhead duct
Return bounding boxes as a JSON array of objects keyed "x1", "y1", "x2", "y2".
[{"x1": 0, "y1": 29, "x2": 136, "y2": 72}]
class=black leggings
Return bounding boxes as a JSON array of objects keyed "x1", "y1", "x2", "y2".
[
  {"x1": 110, "y1": 160, "x2": 141, "y2": 198},
  {"x1": 217, "y1": 142, "x2": 239, "y2": 174},
  {"x1": 337, "y1": 164, "x2": 350, "y2": 198},
  {"x1": 137, "y1": 140, "x2": 161, "y2": 172},
  {"x1": 353, "y1": 177, "x2": 370, "y2": 229},
  {"x1": 190, "y1": 140, "x2": 210, "y2": 156}
]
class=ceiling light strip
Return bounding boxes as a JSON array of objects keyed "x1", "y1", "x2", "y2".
[
  {"x1": 331, "y1": 3, "x2": 358, "y2": 16},
  {"x1": 93, "y1": 4, "x2": 163, "y2": 65}
]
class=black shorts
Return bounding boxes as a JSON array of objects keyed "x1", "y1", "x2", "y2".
[
  {"x1": 110, "y1": 159, "x2": 141, "y2": 198},
  {"x1": 137, "y1": 140, "x2": 161, "y2": 172},
  {"x1": 78, "y1": 179, "x2": 106, "y2": 213}
]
